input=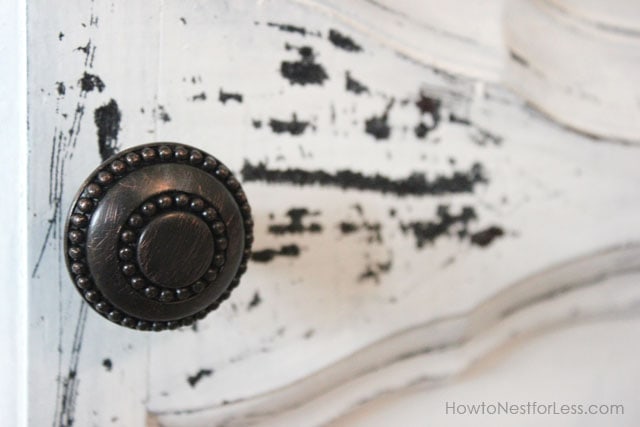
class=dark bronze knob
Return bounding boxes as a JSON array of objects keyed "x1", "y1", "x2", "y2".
[{"x1": 64, "y1": 143, "x2": 253, "y2": 331}]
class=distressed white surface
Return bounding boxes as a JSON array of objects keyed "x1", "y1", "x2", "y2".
[
  {"x1": 0, "y1": 0, "x2": 28, "y2": 426},
  {"x1": 23, "y1": 1, "x2": 640, "y2": 426},
  {"x1": 504, "y1": 0, "x2": 640, "y2": 142},
  {"x1": 332, "y1": 313, "x2": 640, "y2": 427}
]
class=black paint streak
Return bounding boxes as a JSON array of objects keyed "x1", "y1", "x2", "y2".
[
  {"x1": 102, "y1": 358, "x2": 112, "y2": 372},
  {"x1": 346, "y1": 71, "x2": 369, "y2": 95},
  {"x1": 365, "y1": 99, "x2": 394, "y2": 140},
  {"x1": 58, "y1": 32, "x2": 64, "y2": 40},
  {"x1": 251, "y1": 244, "x2": 301, "y2": 263},
  {"x1": 328, "y1": 29, "x2": 363, "y2": 52},
  {"x1": 191, "y1": 92, "x2": 207, "y2": 102},
  {"x1": 79, "y1": 72, "x2": 105, "y2": 93},
  {"x1": 401, "y1": 205, "x2": 477, "y2": 248},
  {"x1": 470, "y1": 226, "x2": 504, "y2": 247},
  {"x1": 241, "y1": 162, "x2": 487, "y2": 197},
  {"x1": 248, "y1": 291, "x2": 262, "y2": 310},
  {"x1": 269, "y1": 208, "x2": 322, "y2": 235},
  {"x1": 187, "y1": 369, "x2": 213, "y2": 388},
  {"x1": 180, "y1": 17, "x2": 187, "y2": 25},
  {"x1": 218, "y1": 89, "x2": 243, "y2": 104},
  {"x1": 94, "y1": 99, "x2": 121, "y2": 161},
  {"x1": 56, "y1": 82, "x2": 66, "y2": 96},
  {"x1": 252, "y1": 119, "x2": 262, "y2": 129},
  {"x1": 281, "y1": 44, "x2": 328, "y2": 86},
  {"x1": 267, "y1": 22, "x2": 309, "y2": 36},
  {"x1": 269, "y1": 114, "x2": 310, "y2": 136}
]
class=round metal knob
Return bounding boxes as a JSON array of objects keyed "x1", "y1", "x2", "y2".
[{"x1": 64, "y1": 143, "x2": 253, "y2": 331}]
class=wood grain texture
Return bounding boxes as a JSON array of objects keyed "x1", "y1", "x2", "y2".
[{"x1": 24, "y1": 0, "x2": 640, "y2": 426}]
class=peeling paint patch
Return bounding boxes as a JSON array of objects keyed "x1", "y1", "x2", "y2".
[
  {"x1": 79, "y1": 72, "x2": 105, "y2": 93},
  {"x1": 328, "y1": 29, "x2": 363, "y2": 52},
  {"x1": 365, "y1": 99, "x2": 394, "y2": 140},
  {"x1": 269, "y1": 114, "x2": 310, "y2": 135},
  {"x1": 251, "y1": 245, "x2": 301, "y2": 263},
  {"x1": 269, "y1": 208, "x2": 322, "y2": 234},
  {"x1": 470, "y1": 226, "x2": 505, "y2": 247},
  {"x1": 94, "y1": 99, "x2": 121, "y2": 161},
  {"x1": 219, "y1": 89, "x2": 242, "y2": 104},
  {"x1": 281, "y1": 44, "x2": 329, "y2": 85},
  {"x1": 401, "y1": 205, "x2": 477, "y2": 248},
  {"x1": 56, "y1": 82, "x2": 66, "y2": 96},
  {"x1": 346, "y1": 71, "x2": 369, "y2": 95}
]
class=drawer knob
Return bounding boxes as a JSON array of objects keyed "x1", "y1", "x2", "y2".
[{"x1": 65, "y1": 143, "x2": 253, "y2": 331}]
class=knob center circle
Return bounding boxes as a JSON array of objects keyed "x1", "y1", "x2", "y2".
[{"x1": 137, "y1": 211, "x2": 214, "y2": 288}]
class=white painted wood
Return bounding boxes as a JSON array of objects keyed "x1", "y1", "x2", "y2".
[
  {"x1": 0, "y1": 0, "x2": 28, "y2": 426},
  {"x1": 23, "y1": 1, "x2": 640, "y2": 426},
  {"x1": 504, "y1": 0, "x2": 640, "y2": 143},
  {"x1": 27, "y1": 1, "x2": 154, "y2": 425},
  {"x1": 156, "y1": 248, "x2": 640, "y2": 426},
  {"x1": 296, "y1": 0, "x2": 507, "y2": 82},
  {"x1": 332, "y1": 313, "x2": 640, "y2": 427}
]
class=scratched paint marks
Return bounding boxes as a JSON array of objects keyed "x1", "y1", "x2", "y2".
[
  {"x1": 32, "y1": 95, "x2": 88, "y2": 278},
  {"x1": 43, "y1": 3, "x2": 112, "y2": 427},
  {"x1": 265, "y1": 22, "x2": 321, "y2": 37},
  {"x1": 55, "y1": 304, "x2": 89, "y2": 427},
  {"x1": 449, "y1": 113, "x2": 503, "y2": 146}
]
